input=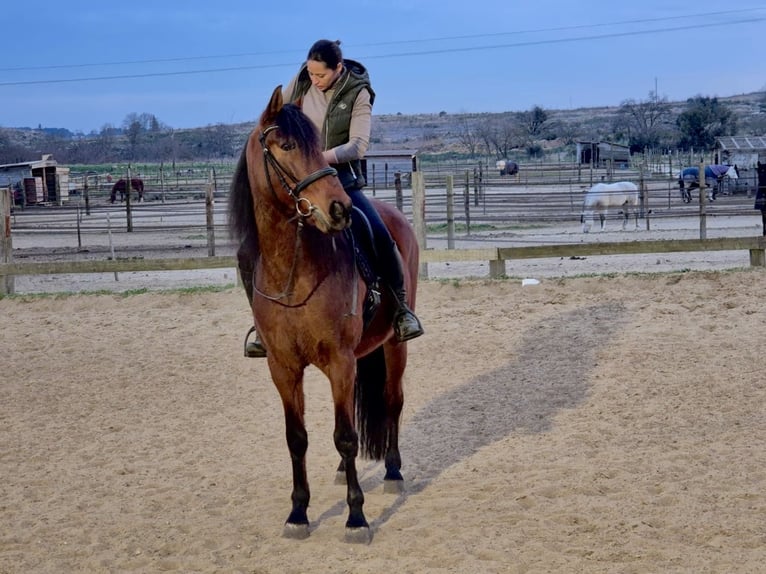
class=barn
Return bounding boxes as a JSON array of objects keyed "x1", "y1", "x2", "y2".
[
  {"x1": 0, "y1": 154, "x2": 71, "y2": 206},
  {"x1": 576, "y1": 141, "x2": 631, "y2": 168}
]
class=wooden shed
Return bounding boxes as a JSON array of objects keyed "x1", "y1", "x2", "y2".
[
  {"x1": 716, "y1": 136, "x2": 766, "y2": 168},
  {"x1": 362, "y1": 149, "x2": 419, "y2": 189},
  {"x1": 0, "y1": 154, "x2": 70, "y2": 206},
  {"x1": 576, "y1": 141, "x2": 631, "y2": 167}
]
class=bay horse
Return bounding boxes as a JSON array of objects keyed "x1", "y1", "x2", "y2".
[
  {"x1": 581, "y1": 181, "x2": 640, "y2": 233},
  {"x1": 228, "y1": 86, "x2": 419, "y2": 543},
  {"x1": 110, "y1": 178, "x2": 144, "y2": 203}
]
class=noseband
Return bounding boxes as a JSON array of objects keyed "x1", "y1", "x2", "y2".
[{"x1": 259, "y1": 125, "x2": 338, "y2": 217}]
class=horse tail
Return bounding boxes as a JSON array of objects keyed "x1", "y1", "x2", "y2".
[
  {"x1": 228, "y1": 143, "x2": 255, "y2": 242},
  {"x1": 355, "y1": 347, "x2": 390, "y2": 460}
]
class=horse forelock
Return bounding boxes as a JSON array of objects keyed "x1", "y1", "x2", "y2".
[{"x1": 275, "y1": 103, "x2": 321, "y2": 157}]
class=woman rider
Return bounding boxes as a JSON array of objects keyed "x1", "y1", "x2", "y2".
[{"x1": 240, "y1": 39, "x2": 424, "y2": 357}]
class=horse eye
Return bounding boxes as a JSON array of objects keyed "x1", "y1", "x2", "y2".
[{"x1": 281, "y1": 141, "x2": 296, "y2": 151}]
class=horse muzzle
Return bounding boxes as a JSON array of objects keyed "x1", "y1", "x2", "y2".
[{"x1": 311, "y1": 199, "x2": 351, "y2": 232}]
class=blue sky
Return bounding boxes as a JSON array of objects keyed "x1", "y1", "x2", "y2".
[{"x1": 2, "y1": 1, "x2": 765, "y2": 133}]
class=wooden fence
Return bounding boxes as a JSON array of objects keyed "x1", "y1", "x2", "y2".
[{"x1": 3, "y1": 168, "x2": 765, "y2": 295}]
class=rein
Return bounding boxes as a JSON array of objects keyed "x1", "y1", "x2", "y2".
[{"x1": 252, "y1": 124, "x2": 339, "y2": 305}]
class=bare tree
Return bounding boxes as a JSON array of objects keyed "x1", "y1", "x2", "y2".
[
  {"x1": 614, "y1": 91, "x2": 672, "y2": 152},
  {"x1": 455, "y1": 115, "x2": 481, "y2": 157},
  {"x1": 519, "y1": 106, "x2": 549, "y2": 140},
  {"x1": 474, "y1": 115, "x2": 521, "y2": 159}
]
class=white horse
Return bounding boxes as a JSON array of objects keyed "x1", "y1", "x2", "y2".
[{"x1": 581, "y1": 181, "x2": 640, "y2": 233}]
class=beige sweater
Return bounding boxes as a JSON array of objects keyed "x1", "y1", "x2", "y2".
[{"x1": 283, "y1": 71, "x2": 371, "y2": 165}]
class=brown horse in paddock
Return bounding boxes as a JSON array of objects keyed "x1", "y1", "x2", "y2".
[
  {"x1": 110, "y1": 178, "x2": 144, "y2": 203},
  {"x1": 228, "y1": 86, "x2": 419, "y2": 543}
]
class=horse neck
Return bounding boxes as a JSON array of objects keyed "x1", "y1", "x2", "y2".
[{"x1": 254, "y1": 197, "x2": 346, "y2": 283}]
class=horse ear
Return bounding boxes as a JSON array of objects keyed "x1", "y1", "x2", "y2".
[{"x1": 263, "y1": 85, "x2": 284, "y2": 122}]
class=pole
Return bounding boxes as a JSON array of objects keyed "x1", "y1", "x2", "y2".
[
  {"x1": 206, "y1": 169, "x2": 216, "y2": 257},
  {"x1": 1, "y1": 186, "x2": 14, "y2": 295},
  {"x1": 106, "y1": 212, "x2": 119, "y2": 282},
  {"x1": 125, "y1": 166, "x2": 133, "y2": 232},
  {"x1": 411, "y1": 171, "x2": 428, "y2": 279},
  {"x1": 446, "y1": 175, "x2": 455, "y2": 249},
  {"x1": 698, "y1": 161, "x2": 707, "y2": 240}
]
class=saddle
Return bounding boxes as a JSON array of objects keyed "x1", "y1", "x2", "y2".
[{"x1": 345, "y1": 206, "x2": 383, "y2": 328}]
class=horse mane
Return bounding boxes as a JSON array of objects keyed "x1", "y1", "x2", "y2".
[{"x1": 228, "y1": 145, "x2": 254, "y2": 242}]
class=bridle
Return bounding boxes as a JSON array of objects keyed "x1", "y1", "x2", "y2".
[
  {"x1": 252, "y1": 124, "x2": 340, "y2": 304},
  {"x1": 259, "y1": 124, "x2": 337, "y2": 218}
]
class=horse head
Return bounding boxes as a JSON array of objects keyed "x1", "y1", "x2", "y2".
[{"x1": 252, "y1": 85, "x2": 351, "y2": 233}]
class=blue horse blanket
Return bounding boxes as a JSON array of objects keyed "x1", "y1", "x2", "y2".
[{"x1": 679, "y1": 165, "x2": 731, "y2": 186}]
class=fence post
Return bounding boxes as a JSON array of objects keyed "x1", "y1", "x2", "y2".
[
  {"x1": 394, "y1": 172, "x2": 403, "y2": 212},
  {"x1": 411, "y1": 171, "x2": 427, "y2": 279},
  {"x1": 125, "y1": 166, "x2": 133, "y2": 232},
  {"x1": 160, "y1": 163, "x2": 166, "y2": 204},
  {"x1": 464, "y1": 170, "x2": 471, "y2": 236},
  {"x1": 446, "y1": 175, "x2": 455, "y2": 249},
  {"x1": 1, "y1": 187, "x2": 14, "y2": 295},
  {"x1": 698, "y1": 161, "x2": 707, "y2": 240},
  {"x1": 206, "y1": 169, "x2": 216, "y2": 257},
  {"x1": 84, "y1": 176, "x2": 91, "y2": 216}
]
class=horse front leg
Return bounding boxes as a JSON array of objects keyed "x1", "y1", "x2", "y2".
[
  {"x1": 271, "y1": 364, "x2": 311, "y2": 539},
  {"x1": 330, "y1": 357, "x2": 370, "y2": 543}
]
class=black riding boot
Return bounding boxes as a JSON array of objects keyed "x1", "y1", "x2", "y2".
[
  {"x1": 384, "y1": 250, "x2": 424, "y2": 342},
  {"x1": 240, "y1": 264, "x2": 267, "y2": 358}
]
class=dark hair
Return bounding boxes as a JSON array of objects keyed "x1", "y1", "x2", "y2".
[{"x1": 306, "y1": 39, "x2": 343, "y2": 69}]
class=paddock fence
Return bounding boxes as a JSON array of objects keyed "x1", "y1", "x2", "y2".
[{"x1": 2, "y1": 163, "x2": 765, "y2": 294}]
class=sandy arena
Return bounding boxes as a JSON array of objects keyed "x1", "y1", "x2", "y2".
[{"x1": 2, "y1": 263, "x2": 766, "y2": 572}]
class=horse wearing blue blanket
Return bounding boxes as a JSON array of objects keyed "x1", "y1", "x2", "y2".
[{"x1": 678, "y1": 165, "x2": 738, "y2": 203}]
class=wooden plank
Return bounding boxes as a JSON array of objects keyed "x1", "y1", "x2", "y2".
[
  {"x1": 497, "y1": 237, "x2": 766, "y2": 260},
  {"x1": 0, "y1": 256, "x2": 237, "y2": 276},
  {"x1": 420, "y1": 248, "x2": 499, "y2": 263},
  {"x1": 1, "y1": 237, "x2": 765, "y2": 278}
]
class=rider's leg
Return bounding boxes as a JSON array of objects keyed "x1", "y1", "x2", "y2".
[{"x1": 347, "y1": 189, "x2": 424, "y2": 342}]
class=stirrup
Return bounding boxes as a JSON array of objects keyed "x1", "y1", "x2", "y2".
[
  {"x1": 243, "y1": 325, "x2": 267, "y2": 358},
  {"x1": 393, "y1": 309, "x2": 424, "y2": 342}
]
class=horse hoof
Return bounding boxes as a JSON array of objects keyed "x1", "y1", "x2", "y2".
[
  {"x1": 334, "y1": 471, "x2": 346, "y2": 485},
  {"x1": 344, "y1": 525, "x2": 372, "y2": 544},
  {"x1": 283, "y1": 522, "x2": 310, "y2": 540},
  {"x1": 383, "y1": 478, "x2": 404, "y2": 494}
]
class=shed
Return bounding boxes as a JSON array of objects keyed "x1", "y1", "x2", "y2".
[
  {"x1": 362, "y1": 149, "x2": 419, "y2": 188},
  {"x1": 0, "y1": 154, "x2": 70, "y2": 206},
  {"x1": 715, "y1": 136, "x2": 766, "y2": 168},
  {"x1": 576, "y1": 141, "x2": 631, "y2": 167}
]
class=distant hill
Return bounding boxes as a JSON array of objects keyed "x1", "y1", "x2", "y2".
[{"x1": 2, "y1": 91, "x2": 765, "y2": 165}]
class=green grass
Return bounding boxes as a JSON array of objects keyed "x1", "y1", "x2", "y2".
[{"x1": 0, "y1": 283, "x2": 237, "y2": 300}]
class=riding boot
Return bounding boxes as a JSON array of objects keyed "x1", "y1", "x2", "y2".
[
  {"x1": 240, "y1": 263, "x2": 267, "y2": 358},
  {"x1": 384, "y1": 250, "x2": 424, "y2": 342}
]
